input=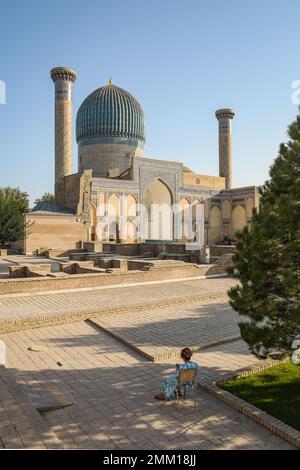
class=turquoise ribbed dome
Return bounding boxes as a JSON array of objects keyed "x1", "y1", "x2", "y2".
[{"x1": 76, "y1": 84, "x2": 145, "y2": 144}]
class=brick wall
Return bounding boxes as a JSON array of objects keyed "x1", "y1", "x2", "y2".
[
  {"x1": 183, "y1": 172, "x2": 225, "y2": 190},
  {"x1": 0, "y1": 263, "x2": 212, "y2": 295},
  {"x1": 25, "y1": 214, "x2": 86, "y2": 254},
  {"x1": 210, "y1": 245, "x2": 237, "y2": 257},
  {"x1": 102, "y1": 243, "x2": 140, "y2": 256}
]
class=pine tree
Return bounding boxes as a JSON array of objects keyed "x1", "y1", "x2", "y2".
[{"x1": 228, "y1": 114, "x2": 300, "y2": 358}]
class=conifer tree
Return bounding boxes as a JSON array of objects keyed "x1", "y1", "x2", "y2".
[{"x1": 228, "y1": 114, "x2": 300, "y2": 358}]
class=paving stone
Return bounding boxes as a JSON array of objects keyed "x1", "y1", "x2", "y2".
[
  {"x1": 0, "y1": 278, "x2": 235, "y2": 332},
  {"x1": 0, "y1": 280, "x2": 295, "y2": 450}
]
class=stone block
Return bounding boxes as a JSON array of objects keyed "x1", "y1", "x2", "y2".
[
  {"x1": 82, "y1": 241, "x2": 103, "y2": 252},
  {"x1": 9, "y1": 264, "x2": 51, "y2": 278},
  {"x1": 210, "y1": 245, "x2": 236, "y2": 257},
  {"x1": 9, "y1": 266, "x2": 27, "y2": 278},
  {"x1": 69, "y1": 253, "x2": 88, "y2": 261}
]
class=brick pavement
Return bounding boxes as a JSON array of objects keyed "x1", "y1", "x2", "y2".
[
  {"x1": 0, "y1": 321, "x2": 294, "y2": 449},
  {"x1": 0, "y1": 278, "x2": 236, "y2": 333},
  {"x1": 90, "y1": 299, "x2": 240, "y2": 361},
  {"x1": 0, "y1": 366, "x2": 64, "y2": 449}
]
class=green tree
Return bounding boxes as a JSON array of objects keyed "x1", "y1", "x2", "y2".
[
  {"x1": 34, "y1": 192, "x2": 55, "y2": 205},
  {"x1": 228, "y1": 114, "x2": 300, "y2": 358},
  {"x1": 0, "y1": 187, "x2": 30, "y2": 246}
]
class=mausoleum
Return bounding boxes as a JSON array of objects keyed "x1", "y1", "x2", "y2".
[{"x1": 21, "y1": 67, "x2": 258, "y2": 254}]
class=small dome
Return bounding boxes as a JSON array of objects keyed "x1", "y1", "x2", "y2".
[
  {"x1": 76, "y1": 84, "x2": 145, "y2": 144},
  {"x1": 30, "y1": 201, "x2": 74, "y2": 215}
]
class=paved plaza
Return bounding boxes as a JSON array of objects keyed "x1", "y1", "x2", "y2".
[
  {"x1": 0, "y1": 278, "x2": 235, "y2": 329},
  {"x1": 0, "y1": 322, "x2": 294, "y2": 450},
  {"x1": 90, "y1": 300, "x2": 240, "y2": 361},
  {"x1": 0, "y1": 278, "x2": 294, "y2": 449}
]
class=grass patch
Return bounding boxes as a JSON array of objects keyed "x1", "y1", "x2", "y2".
[{"x1": 219, "y1": 362, "x2": 300, "y2": 431}]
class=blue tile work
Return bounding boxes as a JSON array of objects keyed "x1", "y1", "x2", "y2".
[
  {"x1": 78, "y1": 136, "x2": 144, "y2": 149},
  {"x1": 76, "y1": 84, "x2": 145, "y2": 145}
]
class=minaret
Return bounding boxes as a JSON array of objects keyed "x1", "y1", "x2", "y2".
[
  {"x1": 215, "y1": 108, "x2": 235, "y2": 190},
  {"x1": 50, "y1": 67, "x2": 77, "y2": 197}
]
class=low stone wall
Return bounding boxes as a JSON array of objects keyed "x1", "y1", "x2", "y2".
[
  {"x1": 158, "y1": 252, "x2": 190, "y2": 262},
  {"x1": 0, "y1": 263, "x2": 213, "y2": 295},
  {"x1": 82, "y1": 241, "x2": 103, "y2": 252},
  {"x1": 101, "y1": 242, "x2": 191, "y2": 257},
  {"x1": 9, "y1": 264, "x2": 52, "y2": 278},
  {"x1": 127, "y1": 259, "x2": 152, "y2": 270},
  {"x1": 138, "y1": 243, "x2": 157, "y2": 256},
  {"x1": 96, "y1": 258, "x2": 129, "y2": 270},
  {"x1": 102, "y1": 243, "x2": 140, "y2": 256},
  {"x1": 165, "y1": 244, "x2": 187, "y2": 254},
  {"x1": 206, "y1": 253, "x2": 234, "y2": 275},
  {"x1": 69, "y1": 252, "x2": 90, "y2": 261},
  {"x1": 59, "y1": 261, "x2": 104, "y2": 275},
  {"x1": 45, "y1": 248, "x2": 85, "y2": 258},
  {"x1": 210, "y1": 245, "x2": 236, "y2": 257},
  {"x1": 55, "y1": 242, "x2": 214, "y2": 264}
]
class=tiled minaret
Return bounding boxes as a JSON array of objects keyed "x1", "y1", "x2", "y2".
[
  {"x1": 215, "y1": 108, "x2": 235, "y2": 190},
  {"x1": 50, "y1": 67, "x2": 77, "y2": 196}
]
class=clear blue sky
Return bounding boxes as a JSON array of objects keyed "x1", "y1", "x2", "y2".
[{"x1": 1, "y1": 0, "x2": 300, "y2": 206}]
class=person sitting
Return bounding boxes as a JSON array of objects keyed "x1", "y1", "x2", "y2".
[{"x1": 154, "y1": 347, "x2": 198, "y2": 401}]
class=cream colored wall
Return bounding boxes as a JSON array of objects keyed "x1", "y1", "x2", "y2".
[
  {"x1": 183, "y1": 172, "x2": 225, "y2": 190},
  {"x1": 246, "y1": 197, "x2": 254, "y2": 218},
  {"x1": 232, "y1": 205, "x2": 247, "y2": 235},
  {"x1": 78, "y1": 143, "x2": 144, "y2": 177},
  {"x1": 25, "y1": 214, "x2": 86, "y2": 254},
  {"x1": 208, "y1": 206, "x2": 222, "y2": 244},
  {"x1": 222, "y1": 200, "x2": 231, "y2": 218}
]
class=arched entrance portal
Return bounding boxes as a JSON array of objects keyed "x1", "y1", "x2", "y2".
[
  {"x1": 145, "y1": 179, "x2": 173, "y2": 240},
  {"x1": 108, "y1": 221, "x2": 120, "y2": 242}
]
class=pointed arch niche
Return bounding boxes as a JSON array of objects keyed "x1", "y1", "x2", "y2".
[{"x1": 145, "y1": 179, "x2": 173, "y2": 240}]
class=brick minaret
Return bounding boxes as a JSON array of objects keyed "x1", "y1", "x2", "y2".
[
  {"x1": 215, "y1": 108, "x2": 235, "y2": 189},
  {"x1": 50, "y1": 67, "x2": 77, "y2": 197}
]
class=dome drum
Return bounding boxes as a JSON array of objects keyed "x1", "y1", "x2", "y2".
[{"x1": 77, "y1": 136, "x2": 145, "y2": 150}]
